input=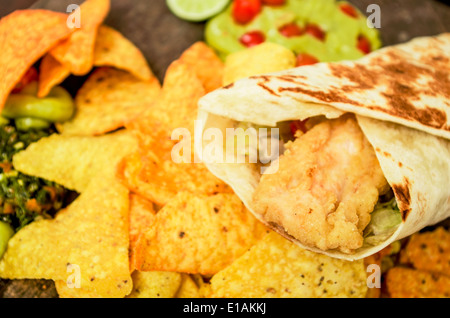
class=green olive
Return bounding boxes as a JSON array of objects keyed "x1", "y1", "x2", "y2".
[
  {"x1": 0, "y1": 221, "x2": 14, "y2": 259},
  {"x1": 2, "y1": 82, "x2": 74, "y2": 123},
  {"x1": 15, "y1": 117, "x2": 51, "y2": 131}
]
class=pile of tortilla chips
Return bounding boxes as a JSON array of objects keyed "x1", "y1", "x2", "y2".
[
  {"x1": 0, "y1": 0, "x2": 374, "y2": 298},
  {"x1": 384, "y1": 227, "x2": 450, "y2": 298}
]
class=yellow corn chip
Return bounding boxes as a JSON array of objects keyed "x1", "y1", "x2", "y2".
[
  {"x1": 94, "y1": 25, "x2": 153, "y2": 81},
  {"x1": 54, "y1": 280, "x2": 104, "y2": 298},
  {"x1": 0, "y1": 9, "x2": 72, "y2": 108},
  {"x1": 129, "y1": 194, "x2": 156, "y2": 272},
  {"x1": 50, "y1": 0, "x2": 110, "y2": 75},
  {"x1": 126, "y1": 271, "x2": 182, "y2": 298},
  {"x1": 223, "y1": 42, "x2": 296, "y2": 86},
  {"x1": 136, "y1": 192, "x2": 268, "y2": 275},
  {"x1": 0, "y1": 175, "x2": 132, "y2": 298},
  {"x1": 175, "y1": 274, "x2": 203, "y2": 298},
  {"x1": 12, "y1": 130, "x2": 138, "y2": 193},
  {"x1": 57, "y1": 67, "x2": 160, "y2": 136},
  {"x1": 179, "y1": 42, "x2": 224, "y2": 93},
  {"x1": 208, "y1": 232, "x2": 368, "y2": 298}
]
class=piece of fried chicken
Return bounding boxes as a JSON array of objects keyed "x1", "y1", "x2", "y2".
[{"x1": 252, "y1": 115, "x2": 390, "y2": 253}]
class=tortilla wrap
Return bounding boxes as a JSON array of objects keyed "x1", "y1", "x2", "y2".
[{"x1": 195, "y1": 33, "x2": 450, "y2": 260}]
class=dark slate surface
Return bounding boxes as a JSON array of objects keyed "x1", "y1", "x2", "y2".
[{"x1": 0, "y1": 0, "x2": 449, "y2": 298}]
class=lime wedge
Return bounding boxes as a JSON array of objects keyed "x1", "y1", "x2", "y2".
[{"x1": 167, "y1": 0, "x2": 230, "y2": 22}]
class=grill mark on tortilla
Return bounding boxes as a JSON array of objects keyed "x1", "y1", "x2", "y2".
[
  {"x1": 278, "y1": 85, "x2": 361, "y2": 105},
  {"x1": 369, "y1": 104, "x2": 447, "y2": 130},
  {"x1": 254, "y1": 75, "x2": 280, "y2": 97},
  {"x1": 392, "y1": 179, "x2": 412, "y2": 221},
  {"x1": 275, "y1": 74, "x2": 307, "y2": 84},
  {"x1": 327, "y1": 54, "x2": 449, "y2": 130},
  {"x1": 223, "y1": 83, "x2": 234, "y2": 89}
]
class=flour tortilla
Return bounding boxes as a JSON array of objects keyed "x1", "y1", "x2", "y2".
[{"x1": 195, "y1": 33, "x2": 450, "y2": 260}]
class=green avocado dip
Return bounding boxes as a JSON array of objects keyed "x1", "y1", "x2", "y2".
[{"x1": 206, "y1": 0, "x2": 381, "y2": 61}]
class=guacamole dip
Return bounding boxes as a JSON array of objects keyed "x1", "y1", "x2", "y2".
[{"x1": 206, "y1": 0, "x2": 381, "y2": 61}]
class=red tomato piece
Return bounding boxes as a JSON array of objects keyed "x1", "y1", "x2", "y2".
[
  {"x1": 232, "y1": 0, "x2": 262, "y2": 25},
  {"x1": 304, "y1": 24, "x2": 325, "y2": 41},
  {"x1": 240, "y1": 30, "x2": 265, "y2": 47},
  {"x1": 279, "y1": 23, "x2": 303, "y2": 38},
  {"x1": 12, "y1": 67, "x2": 38, "y2": 93},
  {"x1": 290, "y1": 119, "x2": 309, "y2": 135},
  {"x1": 262, "y1": 0, "x2": 286, "y2": 5},
  {"x1": 295, "y1": 53, "x2": 319, "y2": 67},
  {"x1": 357, "y1": 35, "x2": 371, "y2": 54},
  {"x1": 339, "y1": 3, "x2": 358, "y2": 18}
]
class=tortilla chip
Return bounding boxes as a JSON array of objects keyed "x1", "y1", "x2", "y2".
[
  {"x1": 0, "y1": 175, "x2": 132, "y2": 298},
  {"x1": 57, "y1": 67, "x2": 160, "y2": 136},
  {"x1": 179, "y1": 42, "x2": 224, "y2": 93},
  {"x1": 223, "y1": 42, "x2": 297, "y2": 86},
  {"x1": 94, "y1": 25, "x2": 153, "y2": 81},
  {"x1": 54, "y1": 280, "x2": 105, "y2": 298},
  {"x1": 119, "y1": 146, "x2": 232, "y2": 206},
  {"x1": 121, "y1": 59, "x2": 231, "y2": 205},
  {"x1": 38, "y1": 54, "x2": 71, "y2": 98},
  {"x1": 129, "y1": 59, "x2": 205, "y2": 142},
  {"x1": 175, "y1": 274, "x2": 203, "y2": 298},
  {"x1": 12, "y1": 130, "x2": 138, "y2": 192},
  {"x1": 399, "y1": 227, "x2": 450, "y2": 276},
  {"x1": 126, "y1": 271, "x2": 182, "y2": 298},
  {"x1": 129, "y1": 194, "x2": 156, "y2": 272},
  {"x1": 50, "y1": 0, "x2": 110, "y2": 75},
  {"x1": 0, "y1": 9, "x2": 73, "y2": 108},
  {"x1": 136, "y1": 192, "x2": 268, "y2": 275},
  {"x1": 207, "y1": 232, "x2": 368, "y2": 298},
  {"x1": 385, "y1": 267, "x2": 450, "y2": 298}
]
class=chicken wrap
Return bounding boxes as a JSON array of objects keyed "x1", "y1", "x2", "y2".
[{"x1": 194, "y1": 33, "x2": 450, "y2": 260}]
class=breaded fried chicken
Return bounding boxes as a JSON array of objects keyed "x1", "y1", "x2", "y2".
[{"x1": 252, "y1": 115, "x2": 389, "y2": 253}]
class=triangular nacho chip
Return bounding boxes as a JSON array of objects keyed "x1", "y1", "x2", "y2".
[
  {"x1": 0, "y1": 9, "x2": 72, "y2": 108},
  {"x1": 12, "y1": 130, "x2": 138, "y2": 192},
  {"x1": 57, "y1": 67, "x2": 160, "y2": 136},
  {"x1": 120, "y1": 59, "x2": 231, "y2": 205},
  {"x1": 128, "y1": 59, "x2": 205, "y2": 143},
  {"x1": 178, "y1": 41, "x2": 224, "y2": 93},
  {"x1": 126, "y1": 271, "x2": 182, "y2": 298},
  {"x1": 0, "y1": 175, "x2": 132, "y2": 298},
  {"x1": 128, "y1": 194, "x2": 156, "y2": 272},
  {"x1": 208, "y1": 232, "x2": 368, "y2": 298},
  {"x1": 37, "y1": 53, "x2": 71, "y2": 98},
  {"x1": 136, "y1": 192, "x2": 268, "y2": 275},
  {"x1": 50, "y1": 0, "x2": 110, "y2": 75},
  {"x1": 38, "y1": 24, "x2": 155, "y2": 98},
  {"x1": 94, "y1": 25, "x2": 153, "y2": 81},
  {"x1": 175, "y1": 274, "x2": 203, "y2": 298}
]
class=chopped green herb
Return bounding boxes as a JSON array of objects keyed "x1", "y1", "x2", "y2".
[{"x1": 0, "y1": 121, "x2": 70, "y2": 231}]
